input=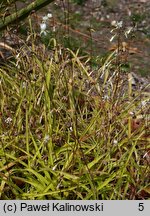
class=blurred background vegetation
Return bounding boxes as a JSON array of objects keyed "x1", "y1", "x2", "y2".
[{"x1": 0, "y1": 0, "x2": 150, "y2": 76}]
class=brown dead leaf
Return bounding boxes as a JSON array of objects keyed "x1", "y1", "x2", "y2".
[{"x1": 109, "y1": 42, "x2": 140, "y2": 54}]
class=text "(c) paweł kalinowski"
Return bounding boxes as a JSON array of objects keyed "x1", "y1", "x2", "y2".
[{"x1": 20, "y1": 202, "x2": 104, "y2": 212}]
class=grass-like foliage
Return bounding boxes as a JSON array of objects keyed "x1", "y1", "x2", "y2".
[{"x1": 0, "y1": 32, "x2": 149, "y2": 200}]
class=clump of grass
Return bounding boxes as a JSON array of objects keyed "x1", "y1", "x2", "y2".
[{"x1": 0, "y1": 29, "x2": 149, "y2": 200}]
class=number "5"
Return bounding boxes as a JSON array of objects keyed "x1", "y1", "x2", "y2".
[{"x1": 138, "y1": 203, "x2": 144, "y2": 211}]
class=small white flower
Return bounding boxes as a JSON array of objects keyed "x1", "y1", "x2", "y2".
[
  {"x1": 111, "y1": 21, "x2": 123, "y2": 29},
  {"x1": 111, "y1": 20, "x2": 117, "y2": 27},
  {"x1": 40, "y1": 23, "x2": 47, "y2": 35},
  {"x1": 42, "y1": 16, "x2": 48, "y2": 21},
  {"x1": 22, "y1": 82, "x2": 27, "y2": 88},
  {"x1": 5, "y1": 117, "x2": 12, "y2": 124},
  {"x1": 44, "y1": 134, "x2": 50, "y2": 143},
  {"x1": 69, "y1": 126, "x2": 73, "y2": 132},
  {"x1": 103, "y1": 95, "x2": 109, "y2": 100},
  {"x1": 40, "y1": 22, "x2": 47, "y2": 31},
  {"x1": 129, "y1": 111, "x2": 135, "y2": 116},
  {"x1": 113, "y1": 140, "x2": 118, "y2": 145},
  {"x1": 42, "y1": 13, "x2": 52, "y2": 23},
  {"x1": 117, "y1": 21, "x2": 123, "y2": 28},
  {"x1": 47, "y1": 13, "x2": 52, "y2": 18}
]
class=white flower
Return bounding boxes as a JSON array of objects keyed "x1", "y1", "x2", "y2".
[
  {"x1": 111, "y1": 20, "x2": 117, "y2": 27},
  {"x1": 5, "y1": 117, "x2": 12, "y2": 124},
  {"x1": 44, "y1": 134, "x2": 50, "y2": 143},
  {"x1": 47, "y1": 13, "x2": 52, "y2": 18},
  {"x1": 42, "y1": 16, "x2": 48, "y2": 21},
  {"x1": 42, "y1": 13, "x2": 52, "y2": 22},
  {"x1": 103, "y1": 95, "x2": 109, "y2": 100},
  {"x1": 22, "y1": 81, "x2": 27, "y2": 88},
  {"x1": 111, "y1": 20, "x2": 123, "y2": 29},
  {"x1": 129, "y1": 111, "x2": 135, "y2": 116},
  {"x1": 113, "y1": 140, "x2": 118, "y2": 145},
  {"x1": 69, "y1": 126, "x2": 73, "y2": 132},
  {"x1": 117, "y1": 21, "x2": 123, "y2": 28},
  {"x1": 40, "y1": 22, "x2": 47, "y2": 35},
  {"x1": 40, "y1": 22, "x2": 47, "y2": 31}
]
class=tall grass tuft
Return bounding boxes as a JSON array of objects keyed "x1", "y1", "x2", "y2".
[{"x1": 0, "y1": 30, "x2": 149, "y2": 199}]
